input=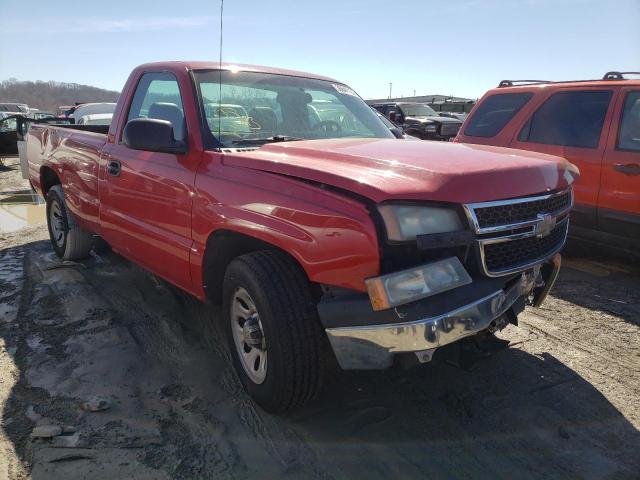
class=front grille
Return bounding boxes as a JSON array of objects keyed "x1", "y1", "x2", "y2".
[
  {"x1": 440, "y1": 124, "x2": 460, "y2": 136},
  {"x1": 483, "y1": 221, "x2": 568, "y2": 273},
  {"x1": 474, "y1": 191, "x2": 572, "y2": 229}
]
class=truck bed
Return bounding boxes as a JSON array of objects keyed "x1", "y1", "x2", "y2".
[
  {"x1": 26, "y1": 122, "x2": 108, "y2": 233},
  {"x1": 48, "y1": 124, "x2": 110, "y2": 135}
]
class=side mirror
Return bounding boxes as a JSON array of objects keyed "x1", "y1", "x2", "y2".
[{"x1": 123, "y1": 118, "x2": 186, "y2": 154}]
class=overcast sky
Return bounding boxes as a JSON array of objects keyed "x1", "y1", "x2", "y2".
[{"x1": 1, "y1": 0, "x2": 638, "y2": 99}]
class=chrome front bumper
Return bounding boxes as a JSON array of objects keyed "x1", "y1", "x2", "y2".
[{"x1": 325, "y1": 256, "x2": 560, "y2": 370}]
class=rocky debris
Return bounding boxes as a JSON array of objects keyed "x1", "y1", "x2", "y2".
[
  {"x1": 82, "y1": 395, "x2": 111, "y2": 412},
  {"x1": 26, "y1": 406, "x2": 42, "y2": 423},
  {"x1": 31, "y1": 425, "x2": 62, "y2": 438},
  {"x1": 52, "y1": 432, "x2": 80, "y2": 448}
]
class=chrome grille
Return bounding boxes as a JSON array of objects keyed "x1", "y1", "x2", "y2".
[
  {"x1": 474, "y1": 190, "x2": 572, "y2": 229},
  {"x1": 464, "y1": 189, "x2": 573, "y2": 276},
  {"x1": 483, "y1": 220, "x2": 568, "y2": 273},
  {"x1": 440, "y1": 124, "x2": 460, "y2": 136}
]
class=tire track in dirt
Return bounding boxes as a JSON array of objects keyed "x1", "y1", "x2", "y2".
[
  {"x1": 75, "y1": 251, "x2": 334, "y2": 479},
  {"x1": 0, "y1": 246, "x2": 29, "y2": 480},
  {"x1": 521, "y1": 311, "x2": 639, "y2": 378}
]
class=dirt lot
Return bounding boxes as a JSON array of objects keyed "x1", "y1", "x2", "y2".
[{"x1": 1, "y1": 157, "x2": 639, "y2": 479}]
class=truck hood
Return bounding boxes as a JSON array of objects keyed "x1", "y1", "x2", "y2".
[
  {"x1": 406, "y1": 115, "x2": 461, "y2": 124},
  {"x1": 223, "y1": 138, "x2": 578, "y2": 204}
]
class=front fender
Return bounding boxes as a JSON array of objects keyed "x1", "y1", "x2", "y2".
[{"x1": 190, "y1": 163, "x2": 381, "y2": 299}]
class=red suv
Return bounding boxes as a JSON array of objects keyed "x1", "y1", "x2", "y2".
[{"x1": 456, "y1": 72, "x2": 640, "y2": 254}]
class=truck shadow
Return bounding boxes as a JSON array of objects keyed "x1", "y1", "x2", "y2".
[
  {"x1": 541, "y1": 249, "x2": 640, "y2": 327},
  {"x1": 288, "y1": 350, "x2": 640, "y2": 478},
  {"x1": 1, "y1": 240, "x2": 638, "y2": 479}
]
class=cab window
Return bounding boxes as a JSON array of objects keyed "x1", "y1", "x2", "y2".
[
  {"x1": 617, "y1": 91, "x2": 640, "y2": 152},
  {"x1": 127, "y1": 72, "x2": 186, "y2": 142},
  {"x1": 518, "y1": 90, "x2": 612, "y2": 148}
]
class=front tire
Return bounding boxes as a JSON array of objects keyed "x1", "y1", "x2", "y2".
[
  {"x1": 222, "y1": 251, "x2": 324, "y2": 413},
  {"x1": 46, "y1": 185, "x2": 93, "y2": 260}
]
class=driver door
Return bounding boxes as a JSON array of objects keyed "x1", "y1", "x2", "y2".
[{"x1": 100, "y1": 72, "x2": 196, "y2": 291}]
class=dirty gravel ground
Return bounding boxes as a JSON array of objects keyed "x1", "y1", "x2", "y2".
[{"x1": 1, "y1": 157, "x2": 639, "y2": 479}]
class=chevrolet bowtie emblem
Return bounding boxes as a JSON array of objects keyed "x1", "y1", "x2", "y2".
[{"x1": 534, "y1": 213, "x2": 556, "y2": 238}]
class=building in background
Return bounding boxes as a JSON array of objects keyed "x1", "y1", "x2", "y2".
[{"x1": 366, "y1": 95, "x2": 476, "y2": 114}]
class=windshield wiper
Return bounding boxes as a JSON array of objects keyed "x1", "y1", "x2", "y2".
[{"x1": 230, "y1": 135, "x2": 304, "y2": 146}]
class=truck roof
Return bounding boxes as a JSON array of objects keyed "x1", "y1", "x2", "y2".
[{"x1": 135, "y1": 61, "x2": 340, "y2": 83}]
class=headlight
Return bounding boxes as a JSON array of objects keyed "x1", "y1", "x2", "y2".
[
  {"x1": 366, "y1": 257, "x2": 471, "y2": 310},
  {"x1": 424, "y1": 124, "x2": 437, "y2": 132},
  {"x1": 378, "y1": 204, "x2": 464, "y2": 241}
]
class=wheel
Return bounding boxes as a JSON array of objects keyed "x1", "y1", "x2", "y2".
[
  {"x1": 46, "y1": 185, "x2": 93, "y2": 260},
  {"x1": 222, "y1": 250, "x2": 324, "y2": 413}
]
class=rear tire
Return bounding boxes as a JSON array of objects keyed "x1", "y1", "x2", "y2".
[
  {"x1": 222, "y1": 250, "x2": 324, "y2": 413},
  {"x1": 46, "y1": 185, "x2": 93, "y2": 260}
]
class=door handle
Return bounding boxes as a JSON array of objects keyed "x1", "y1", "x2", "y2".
[
  {"x1": 614, "y1": 163, "x2": 640, "y2": 176},
  {"x1": 107, "y1": 159, "x2": 121, "y2": 177}
]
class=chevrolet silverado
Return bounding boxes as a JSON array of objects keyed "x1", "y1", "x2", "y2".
[{"x1": 26, "y1": 61, "x2": 577, "y2": 412}]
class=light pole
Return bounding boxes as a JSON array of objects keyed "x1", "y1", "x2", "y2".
[{"x1": 389, "y1": 82, "x2": 392, "y2": 99}]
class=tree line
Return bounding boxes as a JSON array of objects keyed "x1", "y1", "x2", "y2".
[{"x1": 0, "y1": 79, "x2": 119, "y2": 112}]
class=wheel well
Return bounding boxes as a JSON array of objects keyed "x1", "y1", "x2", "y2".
[
  {"x1": 40, "y1": 166, "x2": 60, "y2": 195},
  {"x1": 202, "y1": 230, "x2": 315, "y2": 305}
]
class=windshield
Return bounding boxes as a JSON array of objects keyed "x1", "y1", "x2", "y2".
[
  {"x1": 194, "y1": 70, "x2": 393, "y2": 148},
  {"x1": 400, "y1": 103, "x2": 438, "y2": 117},
  {"x1": 0, "y1": 103, "x2": 27, "y2": 113}
]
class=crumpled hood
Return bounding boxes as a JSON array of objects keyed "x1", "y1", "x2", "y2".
[{"x1": 223, "y1": 138, "x2": 578, "y2": 204}]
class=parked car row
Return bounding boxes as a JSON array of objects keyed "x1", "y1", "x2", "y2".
[
  {"x1": 369, "y1": 101, "x2": 463, "y2": 140},
  {"x1": 25, "y1": 61, "x2": 578, "y2": 412},
  {"x1": 0, "y1": 102, "x2": 117, "y2": 172}
]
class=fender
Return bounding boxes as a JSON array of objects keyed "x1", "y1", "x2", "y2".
[{"x1": 190, "y1": 160, "x2": 381, "y2": 300}]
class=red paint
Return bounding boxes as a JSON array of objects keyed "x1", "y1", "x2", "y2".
[{"x1": 27, "y1": 62, "x2": 574, "y2": 301}]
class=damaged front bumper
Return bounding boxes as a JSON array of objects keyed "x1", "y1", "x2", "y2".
[{"x1": 321, "y1": 254, "x2": 560, "y2": 370}]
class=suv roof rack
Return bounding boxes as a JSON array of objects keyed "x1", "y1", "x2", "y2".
[
  {"x1": 498, "y1": 80, "x2": 551, "y2": 87},
  {"x1": 603, "y1": 71, "x2": 640, "y2": 80},
  {"x1": 499, "y1": 72, "x2": 640, "y2": 87}
]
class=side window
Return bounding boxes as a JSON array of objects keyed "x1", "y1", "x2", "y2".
[
  {"x1": 617, "y1": 91, "x2": 640, "y2": 152},
  {"x1": 464, "y1": 93, "x2": 533, "y2": 137},
  {"x1": 518, "y1": 90, "x2": 612, "y2": 148},
  {"x1": 127, "y1": 72, "x2": 186, "y2": 142}
]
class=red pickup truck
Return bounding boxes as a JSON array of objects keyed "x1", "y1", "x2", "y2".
[{"x1": 27, "y1": 61, "x2": 577, "y2": 412}]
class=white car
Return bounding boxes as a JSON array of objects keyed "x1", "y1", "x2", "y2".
[
  {"x1": 71, "y1": 103, "x2": 117, "y2": 122},
  {"x1": 76, "y1": 113, "x2": 113, "y2": 125}
]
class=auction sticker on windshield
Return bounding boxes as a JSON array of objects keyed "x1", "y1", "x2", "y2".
[{"x1": 332, "y1": 84, "x2": 358, "y2": 96}]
